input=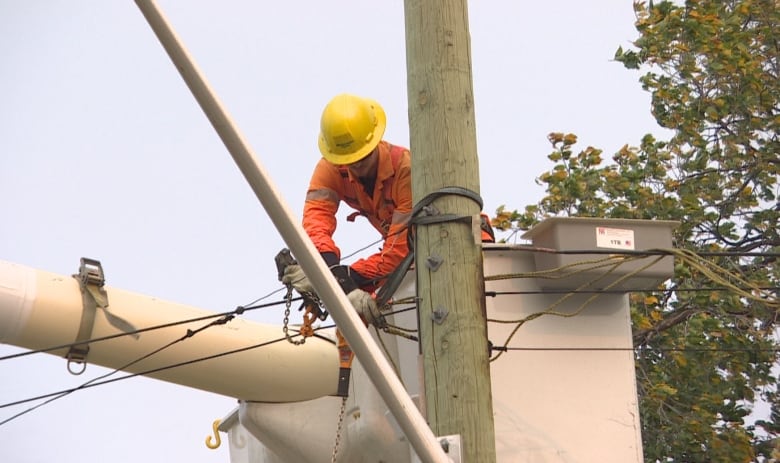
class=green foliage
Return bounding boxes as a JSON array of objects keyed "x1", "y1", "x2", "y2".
[{"x1": 495, "y1": 1, "x2": 780, "y2": 461}]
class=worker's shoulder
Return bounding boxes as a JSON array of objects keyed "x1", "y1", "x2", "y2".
[
  {"x1": 380, "y1": 140, "x2": 411, "y2": 168},
  {"x1": 308, "y1": 157, "x2": 343, "y2": 187},
  {"x1": 313, "y1": 156, "x2": 340, "y2": 172},
  {"x1": 382, "y1": 140, "x2": 409, "y2": 153}
]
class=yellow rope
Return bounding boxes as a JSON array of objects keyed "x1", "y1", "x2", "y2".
[
  {"x1": 484, "y1": 254, "x2": 633, "y2": 281},
  {"x1": 661, "y1": 247, "x2": 778, "y2": 308}
]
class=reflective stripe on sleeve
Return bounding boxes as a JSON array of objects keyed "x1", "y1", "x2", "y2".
[
  {"x1": 391, "y1": 210, "x2": 411, "y2": 226},
  {"x1": 306, "y1": 188, "x2": 340, "y2": 203}
]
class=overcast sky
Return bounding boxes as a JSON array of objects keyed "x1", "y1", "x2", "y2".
[{"x1": 0, "y1": 2, "x2": 661, "y2": 462}]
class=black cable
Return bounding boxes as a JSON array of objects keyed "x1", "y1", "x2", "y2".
[
  {"x1": 340, "y1": 237, "x2": 385, "y2": 261},
  {"x1": 311, "y1": 331, "x2": 338, "y2": 345},
  {"x1": 229, "y1": 285, "x2": 290, "y2": 314},
  {"x1": 485, "y1": 286, "x2": 780, "y2": 296},
  {"x1": 0, "y1": 323, "x2": 336, "y2": 421},
  {"x1": 0, "y1": 296, "x2": 298, "y2": 362},
  {"x1": 11, "y1": 234, "x2": 771, "y2": 420},
  {"x1": 492, "y1": 346, "x2": 780, "y2": 353},
  {"x1": 0, "y1": 284, "x2": 317, "y2": 424},
  {"x1": 525, "y1": 248, "x2": 780, "y2": 258},
  {"x1": 0, "y1": 314, "x2": 227, "y2": 425}
]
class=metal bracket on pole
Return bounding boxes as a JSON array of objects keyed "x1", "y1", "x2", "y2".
[
  {"x1": 66, "y1": 258, "x2": 108, "y2": 374},
  {"x1": 431, "y1": 306, "x2": 449, "y2": 325},
  {"x1": 438, "y1": 435, "x2": 462, "y2": 463},
  {"x1": 425, "y1": 254, "x2": 444, "y2": 272},
  {"x1": 412, "y1": 434, "x2": 461, "y2": 463}
]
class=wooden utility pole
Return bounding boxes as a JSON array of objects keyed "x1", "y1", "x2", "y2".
[{"x1": 403, "y1": 1, "x2": 497, "y2": 461}]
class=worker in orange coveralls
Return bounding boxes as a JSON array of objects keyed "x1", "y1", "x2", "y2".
[{"x1": 282, "y1": 93, "x2": 494, "y2": 324}]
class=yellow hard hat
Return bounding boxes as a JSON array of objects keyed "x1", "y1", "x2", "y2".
[{"x1": 318, "y1": 94, "x2": 387, "y2": 165}]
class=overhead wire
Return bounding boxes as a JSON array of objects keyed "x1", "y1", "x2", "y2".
[
  {"x1": 485, "y1": 253, "x2": 659, "y2": 283},
  {"x1": 342, "y1": 221, "x2": 779, "y2": 358},
  {"x1": 0, "y1": 231, "x2": 402, "y2": 423},
  {"x1": 0, "y1": 229, "x2": 405, "y2": 426},
  {"x1": 664, "y1": 247, "x2": 778, "y2": 307},
  {"x1": 492, "y1": 346, "x2": 780, "y2": 353},
  {"x1": 487, "y1": 286, "x2": 780, "y2": 296},
  {"x1": 502, "y1": 245, "x2": 780, "y2": 259},
  {"x1": 485, "y1": 246, "x2": 778, "y2": 361},
  {"x1": 0, "y1": 319, "x2": 336, "y2": 424},
  {"x1": 229, "y1": 284, "x2": 289, "y2": 315},
  {"x1": 3, "y1": 236, "x2": 774, "y2": 422},
  {"x1": 0, "y1": 294, "x2": 299, "y2": 363},
  {"x1": 484, "y1": 247, "x2": 779, "y2": 304},
  {"x1": 0, "y1": 280, "x2": 337, "y2": 426},
  {"x1": 340, "y1": 236, "x2": 385, "y2": 261},
  {"x1": 488, "y1": 254, "x2": 666, "y2": 361},
  {"x1": 1, "y1": 311, "x2": 240, "y2": 425}
]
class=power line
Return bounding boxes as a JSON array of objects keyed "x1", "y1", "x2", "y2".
[
  {"x1": 0, "y1": 321, "x2": 335, "y2": 425},
  {"x1": 341, "y1": 237, "x2": 385, "y2": 261},
  {"x1": 238, "y1": 285, "x2": 288, "y2": 310},
  {"x1": 513, "y1": 246, "x2": 780, "y2": 258},
  {"x1": 486, "y1": 286, "x2": 780, "y2": 296},
  {"x1": 0, "y1": 296, "x2": 296, "y2": 363},
  {"x1": 491, "y1": 346, "x2": 780, "y2": 353},
  {"x1": 0, "y1": 310, "x2": 244, "y2": 424},
  {"x1": 0, "y1": 279, "x2": 318, "y2": 423},
  {"x1": 3, "y1": 243, "x2": 776, "y2": 422}
]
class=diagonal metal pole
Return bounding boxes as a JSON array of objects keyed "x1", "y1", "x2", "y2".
[{"x1": 133, "y1": 1, "x2": 449, "y2": 462}]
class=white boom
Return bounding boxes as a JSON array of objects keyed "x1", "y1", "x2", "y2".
[{"x1": 0, "y1": 259, "x2": 337, "y2": 402}]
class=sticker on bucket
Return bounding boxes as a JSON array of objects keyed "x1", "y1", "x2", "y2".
[{"x1": 596, "y1": 227, "x2": 635, "y2": 250}]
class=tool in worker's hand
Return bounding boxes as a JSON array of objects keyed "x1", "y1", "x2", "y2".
[
  {"x1": 275, "y1": 248, "x2": 328, "y2": 344},
  {"x1": 275, "y1": 248, "x2": 296, "y2": 281},
  {"x1": 275, "y1": 249, "x2": 354, "y2": 395}
]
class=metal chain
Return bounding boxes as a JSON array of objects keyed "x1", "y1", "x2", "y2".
[
  {"x1": 282, "y1": 287, "x2": 306, "y2": 345},
  {"x1": 331, "y1": 396, "x2": 348, "y2": 463}
]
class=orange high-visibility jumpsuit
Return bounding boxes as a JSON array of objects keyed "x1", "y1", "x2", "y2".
[
  {"x1": 303, "y1": 141, "x2": 412, "y2": 289},
  {"x1": 302, "y1": 140, "x2": 495, "y2": 290}
]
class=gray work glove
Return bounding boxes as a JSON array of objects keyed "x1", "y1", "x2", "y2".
[
  {"x1": 281, "y1": 264, "x2": 315, "y2": 295},
  {"x1": 347, "y1": 289, "x2": 382, "y2": 326}
]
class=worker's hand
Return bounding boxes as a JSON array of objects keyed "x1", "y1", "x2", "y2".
[
  {"x1": 347, "y1": 289, "x2": 382, "y2": 326},
  {"x1": 281, "y1": 264, "x2": 315, "y2": 295},
  {"x1": 330, "y1": 265, "x2": 358, "y2": 294}
]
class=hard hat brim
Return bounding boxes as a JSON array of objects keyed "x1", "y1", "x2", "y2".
[{"x1": 318, "y1": 99, "x2": 387, "y2": 165}]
